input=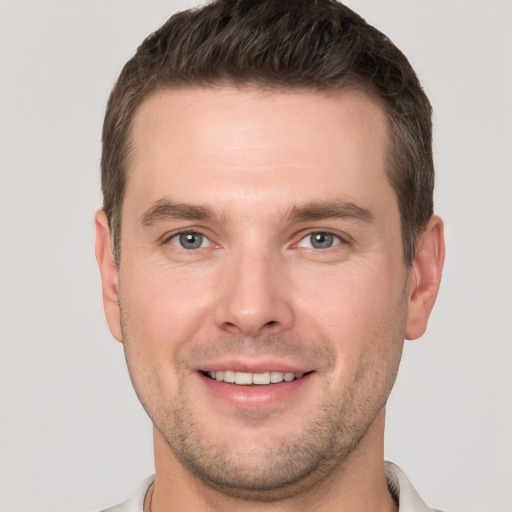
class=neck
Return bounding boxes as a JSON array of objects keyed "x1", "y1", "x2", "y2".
[{"x1": 149, "y1": 410, "x2": 397, "y2": 512}]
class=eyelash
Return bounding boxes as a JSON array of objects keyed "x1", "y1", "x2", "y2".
[
  {"x1": 165, "y1": 231, "x2": 212, "y2": 250},
  {"x1": 164, "y1": 229, "x2": 347, "y2": 251},
  {"x1": 295, "y1": 231, "x2": 344, "y2": 250}
]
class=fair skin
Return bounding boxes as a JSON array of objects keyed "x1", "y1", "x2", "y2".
[{"x1": 96, "y1": 86, "x2": 444, "y2": 512}]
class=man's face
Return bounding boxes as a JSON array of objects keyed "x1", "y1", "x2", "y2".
[{"x1": 105, "y1": 87, "x2": 412, "y2": 496}]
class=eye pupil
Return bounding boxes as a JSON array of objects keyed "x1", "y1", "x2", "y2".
[
  {"x1": 179, "y1": 233, "x2": 203, "y2": 249},
  {"x1": 311, "y1": 232, "x2": 334, "y2": 249}
]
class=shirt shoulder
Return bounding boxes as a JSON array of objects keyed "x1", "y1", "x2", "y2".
[
  {"x1": 386, "y1": 461, "x2": 444, "y2": 512},
  {"x1": 99, "y1": 475, "x2": 154, "y2": 512},
  {"x1": 99, "y1": 466, "x2": 444, "y2": 512}
]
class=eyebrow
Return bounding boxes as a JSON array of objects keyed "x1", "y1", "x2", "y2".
[
  {"x1": 141, "y1": 199, "x2": 216, "y2": 227},
  {"x1": 140, "y1": 198, "x2": 374, "y2": 227},
  {"x1": 286, "y1": 201, "x2": 374, "y2": 224}
]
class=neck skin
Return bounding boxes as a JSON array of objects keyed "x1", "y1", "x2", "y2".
[{"x1": 148, "y1": 408, "x2": 398, "y2": 512}]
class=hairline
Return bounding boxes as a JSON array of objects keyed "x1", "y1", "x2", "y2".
[{"x1": 111, "y1": 80, "x2": 410, "y2": 267}]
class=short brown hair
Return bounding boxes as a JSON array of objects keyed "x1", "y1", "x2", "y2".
[{"x1": 101, "y1": 0, "x2": 434, "y2": 266}]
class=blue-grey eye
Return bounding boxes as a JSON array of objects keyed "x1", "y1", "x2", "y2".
[
  {"x1": 297, "y1": 232, "x2": 341, "y2": 249},
  {"x1": 169, "y1": 232, "x2": 208, "y2": 250}
]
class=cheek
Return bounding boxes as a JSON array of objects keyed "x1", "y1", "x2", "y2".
[
  {"x1": 118, "y1": 261, "x2": 218, "y2": 355},
  {"x1": 291, "y1": 261, "x2": 406, "y2": 372},
  {"x1": 118, "y1": 266, "x2": 214, "y2": 404},
  {"x1": 293, "y1": 262, "x2": 402, "y2": 329}
]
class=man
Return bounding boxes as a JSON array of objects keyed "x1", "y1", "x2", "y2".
[{"x1": 95, "y1": 0, "x2": 445, "y2": 510}]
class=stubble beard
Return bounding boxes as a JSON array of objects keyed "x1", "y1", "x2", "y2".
[
  {"x1": 154, "y1": 374, "x2": 378, "y2": 501},
  {"x1": 120, "y1": 291, "x2": 407, "y2": 501}
]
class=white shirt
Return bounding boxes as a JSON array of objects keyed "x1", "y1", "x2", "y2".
[{"x1": 100, "y1": 461, "x2": 442, "y2": 512}]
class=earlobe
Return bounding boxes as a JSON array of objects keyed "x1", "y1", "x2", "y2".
[
  {"x1": 95, "y1": 209, "x2": 123, "y2": 342},
  {"x1": 405, "y1": 215, "x2": 445, "y2": 340}
]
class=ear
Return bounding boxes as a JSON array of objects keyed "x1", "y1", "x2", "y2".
[
  {"x1": 405, "y1": 215, "x2": 445, "y2": 340},
  {"x1": 95, "y1": 209, "x2": 123, "y2": 342}
]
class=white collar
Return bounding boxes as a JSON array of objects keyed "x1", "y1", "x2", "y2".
[{"x1": 102, "y1": 462, "x2": 442, "y2": 512}]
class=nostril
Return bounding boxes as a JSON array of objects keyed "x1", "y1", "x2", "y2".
[{"x1": 263, "y1": 320, "x2": 282, "y2": 331}]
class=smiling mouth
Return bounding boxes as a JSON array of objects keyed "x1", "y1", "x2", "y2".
[{"x1": 201, "y1": 370, "x2": 310, "y2": 385}]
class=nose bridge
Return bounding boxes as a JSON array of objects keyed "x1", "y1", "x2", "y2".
[{"x1": 215, "y1": 240, "x2": 293, "y2": 336}]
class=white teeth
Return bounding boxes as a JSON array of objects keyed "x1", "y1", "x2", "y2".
[
  {"x1": 223, "y1": 370, "x2": 235, "y2": 383},
  {"x1": 207, "y1": 370, "x2": 305, "y2": 385},
  {"x1": 234, "y1": 372, "x2": 253, "y2": 385},
  {"x1": 252, "y1": 372, "x2": 271, "y2": 385},
  {"x1": 270, "y1": 371, "x2": 284, "y2": 383}
]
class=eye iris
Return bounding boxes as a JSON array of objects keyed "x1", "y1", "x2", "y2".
[
  {"x1": 179, "y1": 233, "x2": 203, "y2": 249},
  {"x1": 311, "y1": 232, "x2": 333, "y2": 249}
]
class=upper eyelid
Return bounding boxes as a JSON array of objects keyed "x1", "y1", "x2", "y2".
[
  {"x1": 164, "y1": 230, "x2": 215, "y2": 252},
  {"x1": 160, "y1": 228, "x2": 350, "y2": 247},
  {"x1": 297, "y1": 231, "x2": 341, "y2": 247},
  {"x1": 162, "y1": 228, "x2": 212, "y2": 243},
  {"x1": 293, "y1": 229, "x2": 349, "y2": 245}
]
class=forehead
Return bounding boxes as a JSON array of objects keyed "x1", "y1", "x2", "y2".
[{"x1": 125, "y1": 86, "x2": 393, "y2": 219}]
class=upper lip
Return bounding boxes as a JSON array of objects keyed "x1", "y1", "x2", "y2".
[{"x1": 194, "y1": 357, "x2": 313, "y2": 374}]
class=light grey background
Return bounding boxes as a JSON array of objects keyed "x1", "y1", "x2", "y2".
[{"x1": 1, "y1": 1, "x2": 511, "y2": 511}]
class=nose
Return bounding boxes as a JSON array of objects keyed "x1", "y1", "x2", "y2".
[{"x1": 214, "y1": 248, "x2": 294, "y2": 337}]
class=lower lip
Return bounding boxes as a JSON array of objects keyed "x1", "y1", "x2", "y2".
[{"x1": 198, "y1": 372, "x2": 313, "y2": 409}]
